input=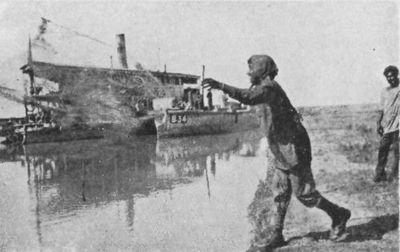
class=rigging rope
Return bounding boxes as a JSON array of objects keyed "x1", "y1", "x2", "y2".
[{"x1": 41, "y1": 17, "x2": 113, "y2": 48}]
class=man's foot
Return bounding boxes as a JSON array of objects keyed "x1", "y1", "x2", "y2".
[
  {"x1": 329, "y1": 208, "x2": 351, "y2": 241},
  {"x1": 373, "y1": 172, "x2": 387, "y2": 183},
  {"x1": 252, "y1": 231, "x2": 286, "y2": 251}
]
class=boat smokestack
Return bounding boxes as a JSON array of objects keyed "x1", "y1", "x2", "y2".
[{"x1": 116, "y1": 34, "x2": 128, "y2": 69}]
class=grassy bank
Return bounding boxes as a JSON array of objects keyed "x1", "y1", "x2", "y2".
[{"x1": 247, "y1": 104, "x2": 398, "y2": 251}]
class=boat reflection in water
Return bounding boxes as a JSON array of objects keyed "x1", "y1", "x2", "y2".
[
  {"x1": 156, "y1": 130, "x2": 262, "y2": 177},
  {"x1": 17, "y1": 129, "x2": 263, "y2": 250}
]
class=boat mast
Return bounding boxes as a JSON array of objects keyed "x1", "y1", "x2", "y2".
[
  {"x1": 201, "y1": 65, "x2": 205, "y2": 109},
  {"x1": 27, "y1": 36, "x2": 35, "y2": 95},
  {"x1": 24, "y1": 37, "x2": 36, "y2": 123}
]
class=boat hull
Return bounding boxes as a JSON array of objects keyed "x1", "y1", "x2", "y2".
[
  {"x1": 1, "y1": 115, "x2": 157, "y2": 145},
  {"x1": 23, "y1": 127, "x2": 104, "y2": 144},
  {"x1": 155, "y1": 109, "x2": 261, "y2": 138}
]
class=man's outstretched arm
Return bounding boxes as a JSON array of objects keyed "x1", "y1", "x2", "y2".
[{"x1": 202, "y1": 78, "x2": 268, "y2": 105}]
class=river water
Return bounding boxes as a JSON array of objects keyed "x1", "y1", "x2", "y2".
[{"x1": 0, "y1": 130, "x2": 268, "y2": 251}]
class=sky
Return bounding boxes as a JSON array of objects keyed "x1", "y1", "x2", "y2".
[{"x1": 0, "y1": 0, "x2": 399, "y2": 112}]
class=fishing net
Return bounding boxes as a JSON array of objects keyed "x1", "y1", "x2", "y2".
[
  {"x1": 5, "y1": 18, "x2": 174, "y2": 130},
  {"x1": 26, "y1": 64, "x2": 172, "y2": 129}
]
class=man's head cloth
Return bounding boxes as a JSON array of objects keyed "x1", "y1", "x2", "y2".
[{"x1": 248, "y1": 55, "x2": 279, "y2": 80}]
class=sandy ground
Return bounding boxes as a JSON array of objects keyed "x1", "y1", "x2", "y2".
[{"x1": 247, "y1": 105, "x2": 398, "y2": 252}]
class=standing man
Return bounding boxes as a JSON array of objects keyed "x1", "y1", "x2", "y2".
[
  {"x1": 202, "y1": 55, "x2": 351, "y2": 250},
  {"x1": 374, "y1": 65, "x2": 400, "y2": 183},
  {"x1": 193, "y1": 92, "x2": 201, "y2": 110}
]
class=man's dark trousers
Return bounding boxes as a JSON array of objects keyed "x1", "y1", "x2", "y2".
[{"x1": 376, "y1": 130, "x2": 399, "y2": 180}]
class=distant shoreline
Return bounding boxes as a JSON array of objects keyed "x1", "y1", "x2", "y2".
[{"x1": 0, "y1": 102, "x2": 380, "y2": 120}]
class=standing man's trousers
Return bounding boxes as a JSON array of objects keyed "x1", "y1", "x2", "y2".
[{"x1": 376, "y1": 130, "x2": 399, "y2": 178}]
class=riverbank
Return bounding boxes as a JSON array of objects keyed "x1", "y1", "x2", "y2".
[{"x1": 247, "y1": 104, "x2": 398, "y2": 251}]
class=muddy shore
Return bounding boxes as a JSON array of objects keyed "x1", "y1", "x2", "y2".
[{"x1": 247, "y1": 105, "x2": 398, "y2": 252}]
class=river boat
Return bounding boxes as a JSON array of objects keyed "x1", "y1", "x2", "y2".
[{"x1": 155, "y1": 107, "x2": 262, "y2": 138}]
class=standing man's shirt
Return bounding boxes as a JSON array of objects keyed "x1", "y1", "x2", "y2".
[{"x1": 381, "y1": 86, "x2": 400, "y2": 134}]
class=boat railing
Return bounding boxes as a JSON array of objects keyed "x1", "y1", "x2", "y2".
[{"x1": 165, "y1": 108, "x2": 252, "y2": 115}]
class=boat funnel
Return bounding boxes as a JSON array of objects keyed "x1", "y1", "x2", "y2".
[{"x1": 116, "y1": 34, "x2": 128, "y2": 69}]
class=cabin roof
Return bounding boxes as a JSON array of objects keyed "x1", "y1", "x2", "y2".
[{"x1": 22, "y1": 61, "x2": 200, "y2": 80}]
